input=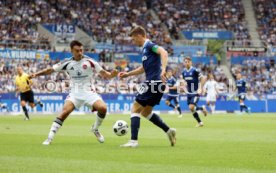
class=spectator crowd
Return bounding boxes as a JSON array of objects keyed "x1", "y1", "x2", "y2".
[{"x1": 253, "y1": 0, "x2": 276, "y2": 46}]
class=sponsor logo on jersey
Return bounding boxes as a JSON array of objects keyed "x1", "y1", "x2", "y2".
[{"x1": 185, "y1": 77, "x2": 193, "y2": 80}]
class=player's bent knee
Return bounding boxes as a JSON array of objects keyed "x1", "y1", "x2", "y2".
[
  {"x1": 165, "y1": 101, "x2": 170, "y2": 105},
  {"x1": 97, "y1": 105, "x2": 107, "y2": 114},
  {"x1": 141, "y1": 111, "x2": 151, "y2": 118},
  {"x1": 189, "y1": 105, "x2": 195, "y2": 112}
]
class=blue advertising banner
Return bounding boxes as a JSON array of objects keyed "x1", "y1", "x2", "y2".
[
  {"x1": 182, "y1": 31, "x2": 233, "y2": 40},
  {"x1": 1, "y1": 93, "x2": 276, "y2": 113},
  {"x1": 231, "y1": 56, "x2": 276, "y2": 64},
  {"x1": 43, "y1": 24, "x2": 75, "y2": 34},
  {"x1": 0, "y1": 49, "x2": 50, "y2": 59}
]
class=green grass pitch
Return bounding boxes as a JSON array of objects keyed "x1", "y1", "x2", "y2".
[{"x1": 0, "y1": 113, "x2": 276, "y2": 173}]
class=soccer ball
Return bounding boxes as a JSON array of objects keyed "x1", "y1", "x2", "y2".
[{"x1": 113, "y1": 120, "x2": 128, "y2": 136}]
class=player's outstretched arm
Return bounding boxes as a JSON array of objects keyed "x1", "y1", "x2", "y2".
[
  {"x1": 119, "y1": 66, "x2": 144, "y2": 79},
  {"x1": 155, "y1": 47, "x2": 168, "y2": 82},
  {"x1": 30, "y1": 67, "x2": 55, "y2": 78},
  {"x1": 99, "y1": 69, "x2": 119, "y2": 79},
  {"x1": 198, "y1": 75, "x2": 207, "y2": 95}
]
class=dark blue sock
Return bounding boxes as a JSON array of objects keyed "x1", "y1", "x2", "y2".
[
  {"x1": 177, "y1": 106, "x2": 182, "y2": 114},
  {"x1": 168, "y1": 103, "x2": 175, "y2": 109},
  {"x1": 193, "y1": 112, "x2": 201, "y2": 123},
  {"x1": 149, "y1": 113, "x2": 170, "y2": 132},
  {"x1": 131, "y1": 116, "x2": 140, "y2": 140},
  {"x1": 240, "y1": 105, "x2": 243, "y2": 112},
  {"x1": 196, "y1": 106, "x2": 203, "y2": 111},
  {"x1": 243, "y1": 105, "x2": 249, "y2": 112}
]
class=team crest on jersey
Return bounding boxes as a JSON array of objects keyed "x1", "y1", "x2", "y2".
[
  {"x1": 142, "y1": 56, "x2": 147, "y2": 61},
  {"x1": 83, "y1": 64, "x2": 87, "y2": 69}
]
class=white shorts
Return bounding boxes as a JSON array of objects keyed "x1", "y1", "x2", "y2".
[
  {"x1": 65, "y1": 92, "x2": 103, "y2": 109},
  {"x1": 206, "y1": 94, "x2": 217, "y2": 102}
]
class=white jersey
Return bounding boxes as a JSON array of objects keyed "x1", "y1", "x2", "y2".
[
  {"x1": 204, "y1": 80, "x2": 218, "y2": 96},
  {"x1": 53, "y1": 55, "x2": 103, "y2": 94}
]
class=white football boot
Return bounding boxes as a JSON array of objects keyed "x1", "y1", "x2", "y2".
[
  {"x1": 167, "y1": 128, "x2": 176, "y2": 146},
  {"x1": 42, "y1": 138, "x2": 52, "y2": 145},
  {"x1": 91, "y1": 128, "x2": 104, "y2": 143},
  {"x1": 195, "y1": 122, "x2": 204, "y2": 127},
  {"x1": 120, "y1": 140, "x2": 139, "y2": 148}
]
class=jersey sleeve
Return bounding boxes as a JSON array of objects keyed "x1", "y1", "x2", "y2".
[
  {"x1": 53, "y1": 59, "x2": 72, "y2": 72},
  {"x1": 172, "y1": 78, "x2": 177, "y2": 86},
  {"x1": 87, "y1": 58, "x2": 103, "y2": 73},
  {"x1": 182, "y1": 71, "x2": 186, "y2": 81},
  {"x1": 147, "y1": 42, "x2": 159, "y2": 54},
  {"x1": 195, "y1": 68, "x2": 203, "y2": 79}
]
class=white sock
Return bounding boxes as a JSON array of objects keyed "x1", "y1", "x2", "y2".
[
  {"x1": 92, "y1": 115, "x2": 104, "y2": 130},
  {"x1": 48, "y1": 122, "x2": 61, "y2": 140},
  {"x1": 212, "y1": 105, "x2": 215, "y2": 112}
]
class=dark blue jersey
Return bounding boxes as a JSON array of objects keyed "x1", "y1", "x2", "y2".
[
  {"x1": 167, "y1": 76, "x2": 178, "y2": 96},
  {"x1": 236, "y1": 79, "x2": 247, "y2": 94},
  {"x1": 182, "y1": 66, "x2": 202, "y2": 95},
  {"x1": 142, "y1": 39, "x2": 161, "y2": 81}
]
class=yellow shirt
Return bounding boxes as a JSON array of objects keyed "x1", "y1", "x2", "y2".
[{"x1": 15, "y1": 73, "x2": 33, "y2": 93}]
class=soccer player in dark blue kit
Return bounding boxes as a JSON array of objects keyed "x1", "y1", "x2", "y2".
[
  {"x1": 235, "y1": 72, "x2": 250, "y2": 113},
  {"x1": 165, "y1": 69, "x2": 182, "y2": 117},
  {"x1": 182, "y1": 56, "x2": 208, "y2": 127},
  {"x1": 119, "y1": 26, "x2": 176, "y2": 147}
]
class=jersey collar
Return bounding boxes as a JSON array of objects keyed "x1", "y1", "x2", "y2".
[
  {"x1": 186, "y1": 66, "x2": 193, "y2": 72},
  {"x1": 142, "y1": 39, "x2": 150, "y2": 49}
]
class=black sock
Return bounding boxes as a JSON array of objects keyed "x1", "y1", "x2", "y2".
[
  {"x1": 22, "y1": 106, "x2": 29, "y2": 119},
  {"x1": 193, "y1": 112, "x2": 201, "y2": 123},
  {"x1": 168, "y1": 103, "x2": 175, "y2": 109},
  {"x1": 54, "y1": 117, "x2": 64, "y2": 126},
  {"x1": 176, "y1": 106, "x2": 182, "y2": 114},
  {"x1": 149, "y1": 113, "x2": 170, "y2": 132},
  {"x1": 35, "y1": 101, "x2": 43, "y2": 107},
  {"x1": 131, "y1": 116, "x2": 140, "y2": 140},
  {"x1": 196, "y1": 106, "x2": 203, "y2": 111},
  {"x1": 97, "y1": 112, "x2": 106, "y2": 119}
]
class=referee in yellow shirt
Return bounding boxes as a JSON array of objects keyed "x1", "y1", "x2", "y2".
[{"x1": 15, "y1": 67, "x2": 43, "y2": 120}]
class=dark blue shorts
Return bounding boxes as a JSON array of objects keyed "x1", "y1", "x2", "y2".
[
  {"x1": 187, "y1": 94, "x2": 199, "y2": 106},
  {"x1": 135, "y1": 81, "x2": 165, "y2": 107},
  {"x1": 166, "y1": 95, "x2": 179, "y2": 105},
  {"x1": 239, "y1": 94, "x2": 246, "y2": 101}
]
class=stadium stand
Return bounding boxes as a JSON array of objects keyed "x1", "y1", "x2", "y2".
[
  {"x1": 231, "y1": 58, "x2": 276, "y2": 96},
  {"x1": 48, "y1": 0, "x2": 172, "y2": 47},
  {"x1": 152, "y1": 0, "x2": 250, "y2": 40},
  {"x1": 0, "y1": 0, "x2": 54, "y2": 50},
  {"x1": 253, "y1": 0, "x2": 276, "y2": 46}
]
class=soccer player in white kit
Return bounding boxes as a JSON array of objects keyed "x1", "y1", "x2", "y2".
[
  {"x1": 30, "y1": 40, "x2": 118, "y2": 145},
  {"x1": 203, "y1": 74, "x2": 219, "y2": 114}
]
